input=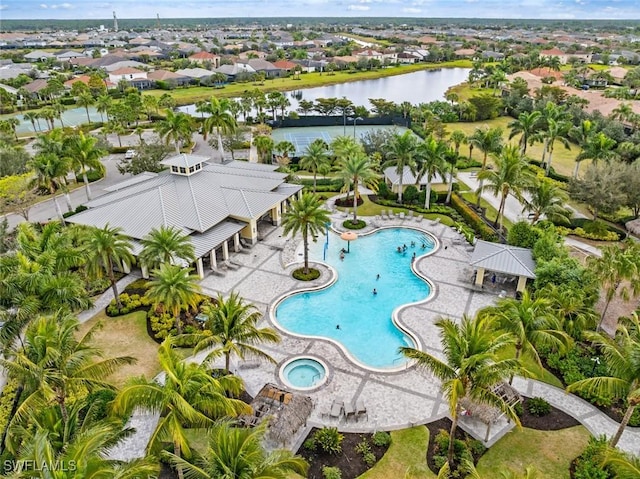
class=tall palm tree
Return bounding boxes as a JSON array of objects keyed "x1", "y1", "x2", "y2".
[
  {"x1": 164, "y1": 422, "x2": 308, "y2": 479},
  {"x1": 95, "y1": 94, "x2": 113, "y2": 123},
  {"x1": 449, "y1": 129, "x2": 467, "y2": 157},
  {"x1": 145, "y1": 263, "x2": 201, "y2": 335},
  {"x1": 282, "y1": 193, "x2": 331, "y2": 275},
  {"x1": 27, "y1": 153, "x2": 71, "y2": 220},
  {"x1": 337, "y1": 151, "x2": 379, "y2": 222},
  {"x1": 476, "y1": 145, "x2": 535, "y2": 230},
  {"x1": 202, "y1": 97, "x2": 237, "y2": 158},
  {"x1": 0, "y1": 313, "x2": 135, "y2": 426},
  {"x1": 401, "y1": 315, "x2": 520, "y2": 466},
  {"x1": 542, "y1": 117, "x2": 572, "y2": 175},
  {"x1": 574, "y1": 132, "x2": 618, "y2": 178},
  {"x1": 539, "y1": 283, "x2": 598, "y2": 339},
  {"x1": 192, "y1": 291, "x2": 280, "y2": 372},
  {"x1": 23, "y1": 111, "x2": 40, "y2": 133},
  {"x1": 479, "y1": 290, "x2": 570, "y2": 384},
  {"x1": 253, "y1": 135, "x2": 274, "y2": 163},
  {"x1": 67, "y1": 131, "x2": 106, "y2": 201},
  {"x1": 383, "y1": 130, "x2": 419, "y2": 203},
  {"x1": 521, "y1": 178, "x2": 571, "y2": 225},
  {"x1": 587, "y1": 241, "x2": 640, "y2": 330},
  {"x1": 300, "y1": 139, "x2": 330, "y2": 193},
  {"x1": 569, "y1": 119, "x2": 594, "y2": 179},
  {"x1": 76, "y1": 91, "x2": 95, "y2": 124},
  {"x1": 567, "y1": 313, "x2": 640, "y2": 447},
  {"x1": 112, "y1": 338, "x2": 249, "y2": 479},
  {"x1": 416, "y1": 135, "x2": 448, "y2": 209},
  {"x1": 508, "y1": 110, "x2": 541, "y2": 155},
  {"x1": 84, "y1": 224, "x2": 134, "y2": 310},
  {"x1": 469, "y1": 127, "x2": 504, "y2": 206},
  {"x1": 155, "y1": 110, "x2": 194, "y2": 154},
  {"x1": 139, "y1": 225, "x2": 196, "y2": 272}
]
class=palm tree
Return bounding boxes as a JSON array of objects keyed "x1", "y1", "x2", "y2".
[
  {"x1": 479, "y1": 290, "x2": 570, "y2": 384},
  {"x1": 567, "y1": 313, "x2": 640, "y2": 447},
  {"x1": 0, "y1": 313, "x2": 135, "y2": 425},
  {"x1": 337, "y1": 151, "x2": 379, "y2": 222},
  {"x1": 449, "y1": 129, "x2": 467, "y2": 157},
  {"x1": 192, "y1": 291, "x2": 280, "y2": 372},
  {"x1": 587, "y1": 241, "x2": 640, "y2": 330},
  {"x1": 542, "y1": 117, "x2": 572, "y2": 175},
  {"x1": 76, "y1": 91, "x2": 95, "y2": 124},
  {"x1": 383, "y1": 130, "x2": 419, "y2": 203},
  {"x1": 611, "y1": 103, "x2": 635, "y2": 124},
  {"x1": 602, "y1": 446, "x2": 640, "y2": 478},
  {"x1": 253, "y1": 135, "x2": 274, "y2": 163},
  {"x1": 539, "y1": 283, "x2": 598, "y2": 338},
  {"x1": 202, "y1": 97, "x2": 237, "y2": 158},
  {"x1": 139, "y1": 225, "x2": 196, "y2": 272},
  {"x1": 508, "y1": 111, "x2": 541, "y2": 155},
  {"x1": 476, "y1": 145, "x2": 535, "y2": 230},
  {"x1": 146, "y1": 263, "x2": 201, "y2": 335},
  {"x1": 282, "y1": 193, "x2": 331, "y2": 275},
  {"x1": 569, "y1": 119, "x2": 594, "y2": 179},
  {"x1": 401, "y1": 315, "x2": 520, "y2": 466},
  {"x1": 84, "y1": 224, "x2": 134, "y2": 310},
  {"x1": 155, "y1": 110, "x2": 194, "y2": 154},
  {"x1": 67, "y1": 131, "x2": 106, "y2": 201},
  {"x1": 95, "y1": 94, "x2": 113, "y2": 123},
  {"x1": 23, "y1": 111, "x2": 40, "y2": 133},
  {"x1": 521, "y1": 178, "x2": 571, "y2": 225},
  {"x1": 416, "y1": 135, "x2": 448, "y2": 209},
  {"x1": 112, "y1": 338, "x2": 249, "y2": 479},
  {"x1": 27, "y1": 153, "x2": 71, "y2": 220},
  {"x1": 574, "y1": 132, "x2": 618, "y2": 178},
  {"x1": 469, "y1": 127, "x2": 504, "y2": 206},
  {"x1": 164, "y1": 422, "x2": 308, "y2": 479},
  {"x1": 300, "y1": 139, "x2": 330, "y2": 193},
  {"x1": 142, "y1": 94, "x2": 159, "y2": 120}
]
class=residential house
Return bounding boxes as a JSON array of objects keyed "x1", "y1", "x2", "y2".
[
  {"x1": 188, "y1": 51, "x2": 221, "y2": 67},
  {"x1": 242, "y1": 59, "x2": 281, "y2": 78},
  {"x1": 454, "y1": 48, "x2": 476, "y2": 58},
  {"x1": 272, "y1": 60, "x2": 298, "y2": 73},
  {"x1": 55, "y1": 50, "x2": 88, "y2": 62},
  {"x1": 23, "y1": 50, "x2": 56, "y2": 62},
  {"x1": 215, "y1": 63, "x2": 256, "y2": 81},
  {"x1": 147, "y1": 69, "x2": 191, "y2": 87},
  {"x1": 238, "y1": 50, "x2": 267, "y2": 60},
  {"x1": 397, "y1": 52, "x2": 421, "y2": 64},
  {"x1": 175, "y1": 67, "x2": 216, "y2": 80},
  {"x1": 108, "y1": 67, "x2": 152, "y2": 89}
]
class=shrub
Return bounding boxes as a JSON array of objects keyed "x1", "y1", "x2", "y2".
[
  {"x1": 372, "y1": 431, "x2": 391, "y2": 447},
  {"x1": 314, "y1": 427, "x2": 344, "y2": 455},
  {"x1": 572, "y1": 436, "x2": 612, "y2": 479},
  {"x1": 434, "y1": 429, "x2": 450, "y2": 453},
  {"x1": 303, "y1": 437, "x2": 316, "y2": 451},
  {"x1": 513, "y1": 402, "x2": 524, "y2": 417},
  {"x1": 527, "y1": 397, "x2": 551, "y2": 417},
  {"x1": 363, "y1": 451, "x2": 376, "y2": 467},
  {"x1": 148, "y1": 311, "x2": 175, "y2": 339},
  {"x1": 466, "y1": 438, "x2": 487, "y2": 458},
  {"x1": 450, "y1": 193, "x2": 498, "y2": 241},
  {"x1": 403, "y1": 185, "x2": 419, "y2": 204},
  {"x1": 322, "y1": 466, "x2": 342, "y2": 479},
  {"x1": 293, "y1": 268, "x2": 321, "y2": 281},
  {"x1": 507, "y1": 221, "x2": 541, "y2": 249},
  {"x1": 355, "y1": 439, "x2": 371, "y2": 455},
  {"x1": 0, "y1": 378, "x2": 20, "y2": 439},
  {"x1": 343, "y1": 219, "x2": 366, "y2": 229}
]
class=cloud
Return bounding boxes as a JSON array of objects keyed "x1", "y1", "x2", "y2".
[
  {"x1": 0, "y1": 3, "x2": 7, "y2": 8},
  {"x1": 347, "y1": 4, "x2": 369, "y2": 10},
  {"x1": 403, "y1": 7, "x2": 422, "y2": 13},
  {"x1": 39, "y1": 3, "x2": 48, "y2": 8}
]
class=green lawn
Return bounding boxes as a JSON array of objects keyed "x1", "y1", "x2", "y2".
[
  {"x1": 359, "y1": 427, "x2": 435, "y2": 479},
  {"x1": 77, "y1": 310, "x2": 161, "y2": 387},
  {"x1": 476, "y1": 426, "x2": 591, "y2": 479},
  {"x1": 444, "y1": 117, "x2": 584, "y2": 179},
  {"x1": 342, "y1": 194, "x2": 455, "y2": 226},
  {"x1": 142, "y1": 61, "x2": 472, "y2": 106}
]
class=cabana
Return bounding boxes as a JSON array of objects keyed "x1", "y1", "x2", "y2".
[{"x1": 469, "y1": 240, "x2": 536, "y2": 293}]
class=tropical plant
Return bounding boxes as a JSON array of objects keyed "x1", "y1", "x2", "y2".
[
  {"x1": 567, "y1": 313, "x2": 640, "y2": 447},
  {"x1": 27, "y1": 153, "x2": 71, "y2": 220},
  {"x1": 476, "y1": 145, "x2": 535, "y2": 230},
  {"x1": 574, "y1": 132, "x2": 618, "y2": 178},
  {"x1": 468, "y1": 127, "x2": 504, "y2": 205},
  {"x1": 480, "y1": 290, "x2": 570, "y2": 384},
  {"x1": 401, "y1": 315, "x2": 520, "y2": 465},
  {"x1": 155, "y1": 110, "x2": 194, "y2": 154},
  {"x1": 145, "y1": 263, "x2": 202, "y2": 334},
  {"x1": 201, "y1": 96, "x2": 237, "y2": 157},
  {"x1": 416, "y1": 135, "x2": 448, "y2": 209},
  {"x1": 139, "y1": 225, "x2": 196, "y2": 272},
  {"x1": 336, "y1": 151, "x2": 378, "y2": 222},
  {"x1": 67, "y1": 131, "x2": 107, "y2": 201},
  {"x1": 383, "y1": 130, "x2": 419, "y2": 203},
  {"x1": 191, "y1": 291, "x2": 280, "y2": 372},
  {"x1": 253, "y1": 134, "x2": 274, "y2": 163},
  {"x1": 521, "y1": 179, "x2": 571, "y2": 225},
  {"x1": 282, "y1": 193, "x2": 331, "y2": 275},
  {"x1": 164, "y1": 421, "x2": 308, "y2": 479},
  {"x1": 300, "y1": 139, "x2": 330, "y2": 193},
  {"x1": 508, "y1": 110, "x2": 541, "y2": 155},
  {"x1": 95, "y1": 94, "x2": 113, "y2": 123},
  {"x1": 76, "y1": 91, "x2": 95, "y2": 124},
  {"x1": 538, "y1": 283, "x2": 598, "y2": 338},
  {"x1": 449, "y1": 129, "x2": 467, "y2": 157},
  {"x1": 84, "y1": 224, "x2": 134, "y2": 310}
]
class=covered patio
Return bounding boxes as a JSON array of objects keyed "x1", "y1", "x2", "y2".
[{"x1": 469, "y1": 240, "x2": 536, "y2": 293}]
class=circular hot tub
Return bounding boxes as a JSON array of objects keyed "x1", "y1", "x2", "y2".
[{"x1": 279, "y1": 356, "x2": 328, "y2": 391}]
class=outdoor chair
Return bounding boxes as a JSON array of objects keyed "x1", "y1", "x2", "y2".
[
  {"x1": 344, "y1": 401, "x2": 356, "y2": 421},
  {"x1": 382, "y1": 209, "x2": 389, "y2": 220},
  {"x1": 416, "y1": 215, "x2": 423, "y2": 223},
  {"x1": 407, "y1": 211, "x2": 414, "y2": 221},
  {"x1": 329, "y1": 399, "x2": 344, "y2": 421},
  {"x1": 355, "y1": 399, "x2": 368, "y2": 421},
  {"x1": 398, "y1": 212, "x2": 405, "y2": 220}
]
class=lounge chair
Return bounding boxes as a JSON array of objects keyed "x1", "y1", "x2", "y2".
[
  {"x1": 329, "y1": 399, "x2": 344, "y2": 421},
  {"x1": 407, "y1": 211, "x2": 414, "y2": 221},
  {"x1": 398, "y1": 212, "x2": 405, "y2": 220},
  {"x1": 416, "y1": 215, "x2": 423, "y2": 223},
  {"x1": 344, "y1": 401, "x2": 356, "y2": 421},
  {"x1": 355, "y1": 399, "x2": 368, "y2": 421},
  {"x1": 381, "y1": 209, "x2": 389, "y2": 220}
]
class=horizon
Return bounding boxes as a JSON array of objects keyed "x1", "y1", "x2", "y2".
[{"x1": 1, "y1": 1, "x2": 640, "y2": 21}]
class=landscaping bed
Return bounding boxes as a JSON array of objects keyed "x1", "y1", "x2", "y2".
[
  {"x1": 519, "y1": 397, "x2": 580, "y2": 431},
  {"x1": 425, "y1": 418, "x2": 486, "y2": 474},
  {"x1": 297, "y1": 428, "x2": 391, "y2": 479},
  {"x1": 335, "y1": 196, "x2": 364, "y2": 208}
]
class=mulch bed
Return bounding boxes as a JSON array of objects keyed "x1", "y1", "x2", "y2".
[
  {"x1": 335, "y1": 196, "x2": 364, "y2": 208},
  {"x1": 297, "y1": 428, "x2": 389, "y2": 479},
  {"x1": 425, "y1": 418, "x2": 484, "y2": 474},
  {"x1": 520, "y1": 397, "x2": 580, "y2": 430}
]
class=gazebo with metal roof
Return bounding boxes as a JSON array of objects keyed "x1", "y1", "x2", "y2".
[{"x1": 469, "y1": 240, "x2": 536, "y2": 292}]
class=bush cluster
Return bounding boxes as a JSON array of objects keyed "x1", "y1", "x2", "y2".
[
  {"x1": 106, "y1": 293, "x2": 151, "y2": 316},
  {"x1": 527, "y1": 397, "x2": 551, "y2": 417},
  {"x1": 0, "y1": 378, "x2": 20, "y2": 439},
  {"x1": 354, "y1": 439, "x2": 376, "y2": 467},
  {"x1": 556, "y1": 226, "x2": 619, "y2": 242},
  {"x1": 322, "y1": 466, "x2": 342, "y2": 479},
  {"x1": 148, "y1": 311, "x2": 175, "y2": 340},
  {"x1": 450, "y1": 193, "x2": 498, "y2": 241},
  {"x1": 292, "y1": 268, "x2": 321, "y2": 281},
  {"x1": 372, "y1": 430, "x2": 392, "y2": 447},
  {"x1": 343, "y1": 219, "x2": 366, "y2": 230},
  {"x1": 313, "y1": 427, "x2": 344, "y2": 455},
  {"x1": 572, "y1": 437, "x2": 613, "y2": 479},
  {"x1": 432, "y1": 429, "x2": 485, "y2": 472}
]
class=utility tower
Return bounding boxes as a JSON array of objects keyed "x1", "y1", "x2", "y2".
[
  {"x1": 113, "y1": 11, "x2": 118, "y2": 32},
  {"x1": 156, "y1": 14, "x2": 161, "y2": 30}
]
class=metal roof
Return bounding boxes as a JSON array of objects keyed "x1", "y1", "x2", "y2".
[
  {"x1": 161, "y1": 154, "x2": 209, "y2": 169},
  {"x1": 104, "y1": 172, "x2": 158, "y2": 192},
  {"x1": 469, "y1": 240, "x2": 536, "y2": 278},
  {"x1": 190, "y1": 220, "x2": 245, "y2": 257},
  {"x1": 383, "y1": 166, "x2": 446, "y2": 186}
]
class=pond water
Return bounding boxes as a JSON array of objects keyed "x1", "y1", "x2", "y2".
[{"x1": 7, "y1": 106, "x2": 103, "y2": 135}]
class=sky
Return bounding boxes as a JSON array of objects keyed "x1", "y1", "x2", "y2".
[{"x1": 0, "y1": 0, "x2": 639, "y2": 20}]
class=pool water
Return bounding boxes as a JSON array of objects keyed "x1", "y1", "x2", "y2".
[
  {"x1": 282, "y1": 358, "x2": 327, "y2": 389},
  {"x1": 275, "y1": 228, "x2": 434, "y2": 369}
]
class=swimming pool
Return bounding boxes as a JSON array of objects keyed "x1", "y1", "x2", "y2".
[{"x1": 274, "y1": 228, "x2": 435, "y2": 369}]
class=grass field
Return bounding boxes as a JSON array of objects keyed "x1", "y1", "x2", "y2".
[
  {"x1": 444, "y1": 117, "x2": 583, "y2": 178},
  {"x1": 142, "y1": 61, "x2": 472, "y2": 106},
  {"x1": 77, "y1": 310, "x2": 161, "y2": 387}
]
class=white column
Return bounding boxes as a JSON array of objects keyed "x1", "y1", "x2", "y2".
[
  {"x1": 141, "y1": 264, "x2": 149, "y2": 279},
  {"x1": 210, "y1": 249, "x2": 217, "y2": 269},
  {"x1": 234, "y1": 233, "x2": 240, "y2": 252},
  {"x1": 516, "y1": 276, "x2": 527, "y2": 292},
  {"x1": 222, "y1": 241, "x2": 229, "y2": 261},
  {"x1": 122, "y1": 260, "x2": 131, "y2": 274},
  {"x1": 196, "y1": 258, "x2": 204, "y2": 279},
  {"x1": 475, "y1": 267, "x2": 485, "y2": 287},
  {"x1": 272, "y1": 204, "x2": 282, "y2": 226}
]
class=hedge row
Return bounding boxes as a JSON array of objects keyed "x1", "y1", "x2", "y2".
[
  {"x1": 450, "y1": 193, "x2": 499, "y2": 242},
  {"x1": 528, "y1": 159, "x2": 570, "y2": 184}
]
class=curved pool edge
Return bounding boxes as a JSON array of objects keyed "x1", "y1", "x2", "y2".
[
  {"x1": 278, "y1": 355, "x2": 330, "y2": 391},
  {"x1": 270, "y1": 224, "x2": 441, "y2": 374}
]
